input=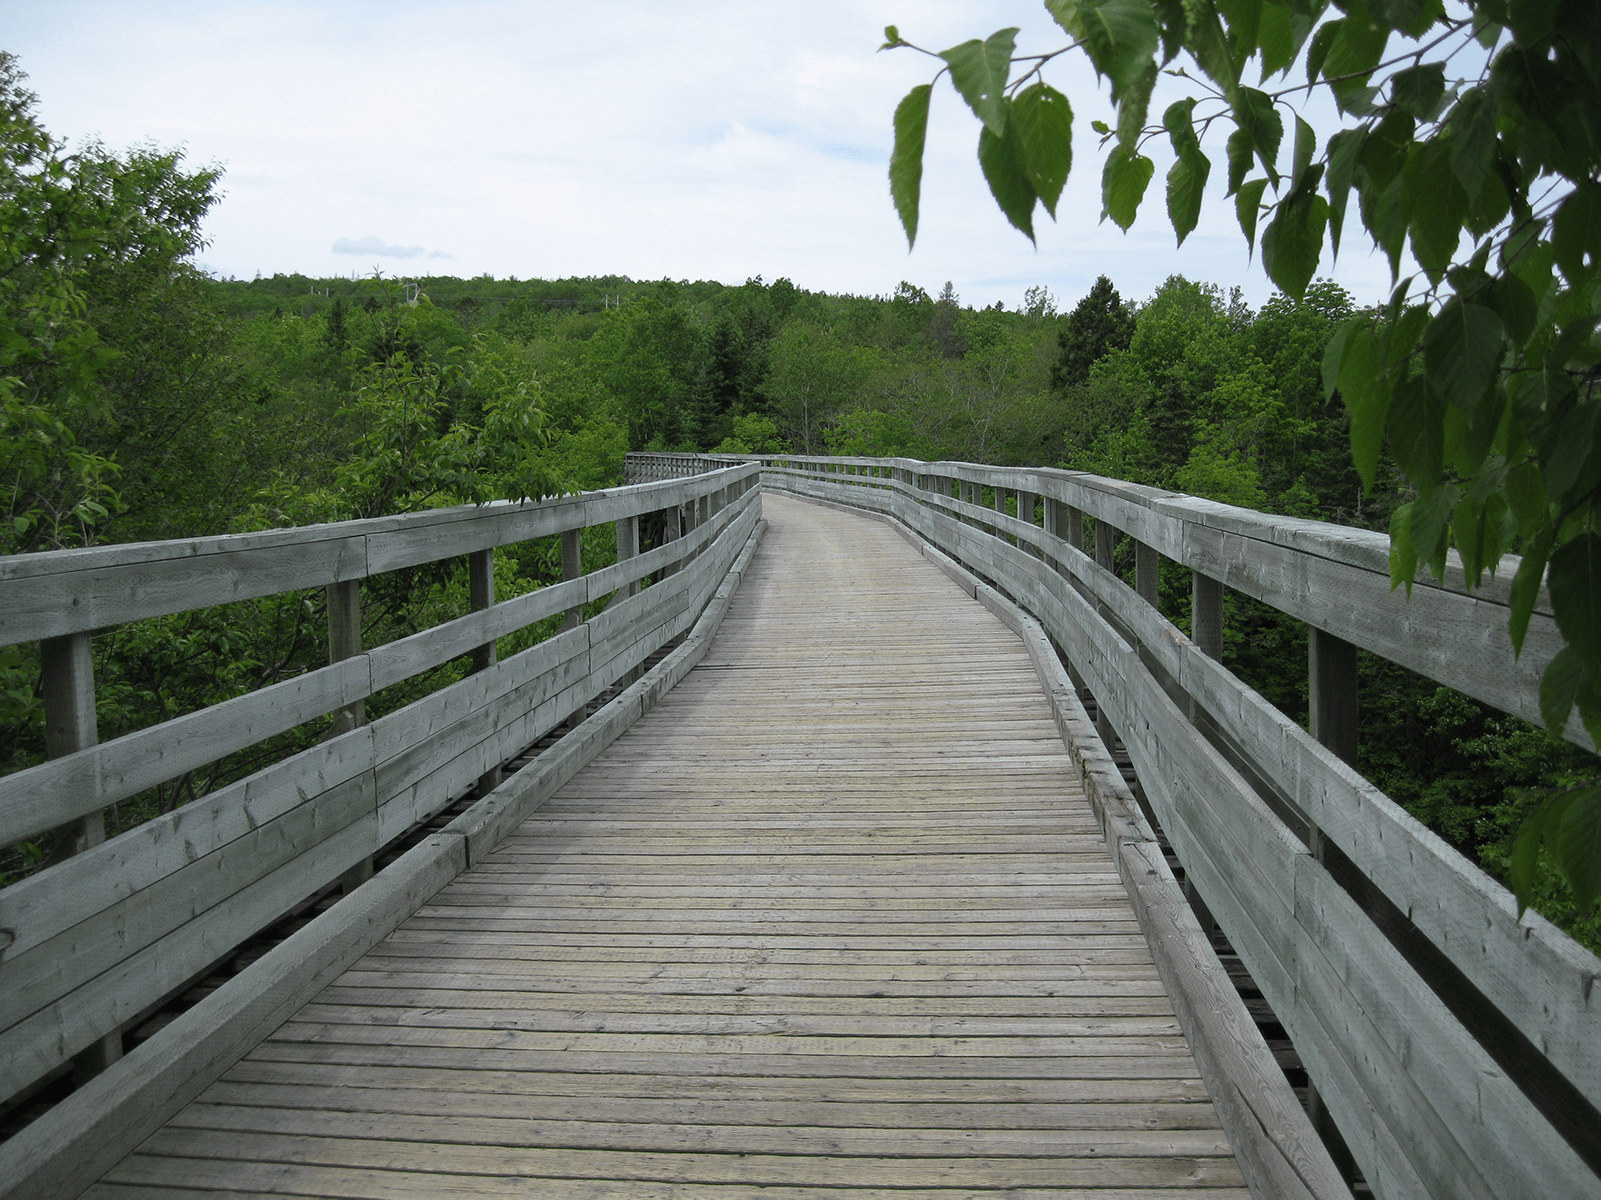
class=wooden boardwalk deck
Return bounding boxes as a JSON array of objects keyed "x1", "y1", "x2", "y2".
[{"x1": 87, "y1": 492, "x2": 1244, "y2": 1198}]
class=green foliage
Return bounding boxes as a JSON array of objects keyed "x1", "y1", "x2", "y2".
[
  {"x1": 1050, "y1": 275, "x2": 1136, "y2": 391},
  {"x1": 885, "y1": 0, "x2": 1601, "y2": 922}
]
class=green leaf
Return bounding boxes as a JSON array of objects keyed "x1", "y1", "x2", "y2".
[
  {"x1": 1391, "y1": 62, "x2": 1446, "y2": 119},
  {"x1": 1552, "y1": 789, "x2": 1601, "y2": 911},
  {"x1": 1257, "y1": 1, "x2": 1297, "y2": 78},
  {"x1": 1509, "y1": 792, "x2": 1558, "y2": 916},
  {"x1": 1260, "y1": 190, "x2": 1328, "y2": 298},
  {"x1": 1548, "y1": 532, "x2": 1601, "y2": 678},
  {"x1": 1410, "y1": 480, "x2": 1460, "y2": 579},
  {"x1": 1540, "y1": 645, "x2": 1585, "y2": 734},
  {"x1": 1235, "y1": 177, "x2": 1270, "y2": 256},
  {"x1": 1337, "y1": 323, "x2": 1389, "y2": 487},
  {"x1": 880, "y1": 25, "x2": 903, "y2": 50},
  {"x1": 1167, "y1": 151, "x2": 1212, "y2": 246},
  {"x1": 1012, "y1": 84, "x2": 1074, "y2": 218},
  {"x1": 1422, "y1": 300, "x2": 1504, "y2": 413},
  {"x1": 1185, "y1": 0, "x2": 1240, "y2": 95},
  {"x1": 1325, "y1": 128, "x2": 1362, "y2": 258},
  {"x1": 1359, "y1": 109, "x2": 1414, "y2": 190},
  {"x1": 1305, "y1": 18, "x2": 1339, "y2": 85},
  {"x1": 1447, "y1": 87, "x2": 1498, "y2": 194},
  {"x1": 1234, "y1": 88, "x2": 1283, "y2": 182},
  {"x1": 1291, "y1": 115, "x2": 1316, "y2": 182},
  {"x1": 1389, "y1": 502, "x2": 1419, "y2": 593},
  {"x1": 1226, "y1": 126, "x2": 1255, "y2": 195},
  {"x1": 1322, "y1": 318, "x2": 1354, "y2": 403},
  {"x1": 1116, "y1": 60, "x2": 1159, "y2": 149},
  {"x1": 1504, "y1": 459, "x2": 1549, "y2": 538},
  {"x1": 1322, "y1": 0, "x2": 1390, "y2": 88},
  {"x1": 1510, "y1": 524, "x2": 1554, "y2": 656},
  {"x1": 1045, "y1": 0, "x2": 1160, "y2": 100},
  {"x1": 1102, "y1": 145, "x2": 1155, "y2": 230},
  {"x1": 1360, "y1": 175, "x2": 1410, "y2": 277},
  {"x1": 1404, "y1": 141, "x2": 1469, "y2": 280},
  {"x1": 1387, "y1": 373, "x2": 1444, "y2": 485},
  {"x1": 1091, "y1": 119, "x2": 1112, "y2": 135},
  {"x1": 1485, "y1": 273, "x2": 1537, "y2": 345},
  {"x1": 939, "y1": 28, "x2": 1018, "y2": 136},
  {"x1": 889, "y1": 85, "x2": 932, "y2": 250},
  {"x1": 977, "y1": 112, "x2": 1038, "y2": 243},
  {"x1": 1552, "y1": 182, "x2": 1601, "y2": 287},
  {"x1": 1543, "y1": 396, "x2": 1600, "y2": 501},
  {"x1": 1164, "y1": 98, "x2": 1201, "y2": 158}
]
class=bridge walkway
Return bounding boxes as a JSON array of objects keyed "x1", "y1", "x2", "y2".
[{"x1": 86, "y1": 492, "x2": 1244, "y2": 1197}]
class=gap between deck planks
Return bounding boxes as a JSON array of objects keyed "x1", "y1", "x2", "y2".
[{"x1": 88, "y1": 491, "x2": 1245, "y2": 1198}]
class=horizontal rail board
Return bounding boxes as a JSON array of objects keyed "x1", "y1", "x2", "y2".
[{"x1": 0, "y1": 467, "x2": 756, "y2": 646}]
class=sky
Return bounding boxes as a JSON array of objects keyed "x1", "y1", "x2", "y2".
[{"x1": 9, "y1": 1, "x2": 1408, "y2": 313}]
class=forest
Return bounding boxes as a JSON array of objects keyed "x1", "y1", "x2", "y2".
[{"x1": 2, "y1": 55, "x2": 1595, "y2": 949}]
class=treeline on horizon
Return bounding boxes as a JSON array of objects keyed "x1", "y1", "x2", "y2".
[{"x1": 1, "y1": 52, "x2": 1594, "y2": 947}]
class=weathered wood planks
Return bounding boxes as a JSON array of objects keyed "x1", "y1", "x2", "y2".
[
  {"x1": 87, "y1": 492, "x2": 1248, "y2": 1199},
  {"x1": 759, "y1": 458, "x2": 1601, "y2": 1200}
]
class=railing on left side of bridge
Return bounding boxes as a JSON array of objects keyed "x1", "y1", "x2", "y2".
[{"x1": 0, "y1": 464, "x2": 763, "y2": 1198}]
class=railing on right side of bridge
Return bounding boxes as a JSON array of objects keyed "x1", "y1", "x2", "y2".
[{"x1": 632, "y1": 451, "x2": 1600, "y2": 1200}]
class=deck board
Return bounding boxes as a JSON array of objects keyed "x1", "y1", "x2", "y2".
[{"x1": 90, "y1": 491, "x2": 1242, "y2": 1197}]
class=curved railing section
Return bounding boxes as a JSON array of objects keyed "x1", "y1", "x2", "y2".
[
  {"x1": 719, "y1": 452, "x2": 1599, "y2": 1200},
  {"x1": 0, "y1": 466, "x2": 762, "y2": 1118}
]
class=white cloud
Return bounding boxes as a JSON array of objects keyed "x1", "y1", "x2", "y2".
[{"x1": 332, "y1": 235, "x2": 427, "y2": 258}]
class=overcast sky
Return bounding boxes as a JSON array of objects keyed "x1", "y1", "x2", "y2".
[{"x1": 10, "y1": 1, "x2": 1405, "y2": 312}]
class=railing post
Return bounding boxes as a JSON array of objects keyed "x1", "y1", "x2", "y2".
[
  {"x1": 41, "y1": 631, "x2": 123, "y2": 1082},
  {"x1": 1308, "y1": 626, "x2": 1360, "y2": 868},
  {"x1": 660, "y1": 502, "x2": 682, "y2": 577},
  {"x1": 1018, "y1": 491, "x2": 1037, "y2": 556},
  {"x1": 617, "y1": 514, "x2": 639, "y2": 599},
  {"x1": 1094, "y1": 519, "x2": 1116, "y2": 572},
  {"x1": 1191, "y1": 571, "x2": 1224, "y2": 660},
  {"x1": 325, "y1": 579, "x2": 371, "y2": 894},
  {"x1": 468, "y1": 549, "x2": 501, "y2": 796},
  {"x1": 616, "y1": 513, "x2": 641, "y2": 686},
  {"x1": 1135, "y1": 540, "x2": 1159, "y2": 607},
  {"x1": 1309, "y1": 628, "x2": 1359, "y2": 769},
  {"x1": 1068, "y1": 506, "x2": 1085, "y2": 552},
  {"x1": 561, "y1": 529, "x2": 584, "y2": 630}
]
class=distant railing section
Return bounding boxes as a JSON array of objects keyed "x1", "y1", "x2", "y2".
[
  {"x1": 742, "y1": 453, "x2": 1599, "y2": 1200},
  {"x1": 624, "y1": 453, "x2": 744, "y2": 484},
  {"x1": 0, "y1": 465, "x2": 762, "y2": 1115}
]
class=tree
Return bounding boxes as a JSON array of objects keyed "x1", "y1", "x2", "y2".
[
  {"x1": 1050, "y1": 275, "x2": 1136, "y2": 391},
  {"x1": 881, "y1": 1, "x2": 1601, "y2": 916}
]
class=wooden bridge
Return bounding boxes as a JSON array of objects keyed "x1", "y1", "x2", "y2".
[{"x1": 0, "y1": 456, "x2": 1595, "y2": 1198}]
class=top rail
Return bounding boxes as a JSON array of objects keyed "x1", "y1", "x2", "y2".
[{"x1": 0, "y1": 468, "x2": 752, "y2": 648}]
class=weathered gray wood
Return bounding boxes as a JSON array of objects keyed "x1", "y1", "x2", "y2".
[
  {"x1": 1135, "y1": 540, "x2": 1159, "y2": 608},
  {"x1": 40, "y1": 632, "x2": 104, "y2": 859},
  {"x1": 1308, "y1": 628, "x2": 1359, "y2": 772},
  {"x1": 561, "y1": 529, "x2": 583, "y2": 630},
  {"x1": 39, "y1": 631, "x2": 121, "y2": 1080},
  {"x1": 0, "y1": 517, "x2": 768, "y2": 1200},
  {"x1": 1191, "y1": 572, "x2": 1223, "y2": 662},
  {"x1": 1, "y1": 466, "x2": 759, "y2": 647},
  {"x1": 467, "y1": 548, "x2": 500, "y2": 796},
  {"x1": 768, "y1": 463, "x2": 1601, "y2": 1198}
]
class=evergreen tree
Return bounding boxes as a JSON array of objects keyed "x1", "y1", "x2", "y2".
[{"x1": 1049, "y1": 276, "x2": 1135, "y2": 393}]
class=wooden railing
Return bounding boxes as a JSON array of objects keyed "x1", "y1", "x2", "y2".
[
  {"x1": 722, "y1": 453, "x2": 1599, "y2": 1200},
  {"x1": 0, "y1": 466, "x2": 763, "y2": 1145}
]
